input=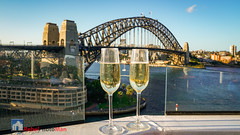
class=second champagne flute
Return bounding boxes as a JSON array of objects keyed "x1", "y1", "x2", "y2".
[
  {"x1": 126, "y1": 49, "x2": 150, "y2": 131},
  {"x1": 99, "y1": 48, "x2": 124, "y2": 134}
]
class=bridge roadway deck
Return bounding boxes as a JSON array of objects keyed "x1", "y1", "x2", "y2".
[
  {"x1": 0, "y1": 45, "x2": 64, "y2": 52},
  {"x1": 11, "y1": 115, "x2": 240, "y2": 135},
  {"x1": 84, "y1": 46, "x2": 186, "y2": 54},
  {"x1": 0, "y1": 45, "x2": 185, "y2": 54}
]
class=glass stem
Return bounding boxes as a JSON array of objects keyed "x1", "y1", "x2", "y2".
[
  {"x1": 109, "y1": 94, "x2": 113, "y2": 128},
  {"x1": 136, "y1": 92, "x2": 141, "y2": 123}
]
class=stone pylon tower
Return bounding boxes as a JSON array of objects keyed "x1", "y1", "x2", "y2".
[
  {"x1": 42, "y1": 23, "x2": 59, "y2": 46},
  {"x1": 183, "y1": 42, "x2": 189, "y2": 64},
  {"x1": 59, "y1": 20, "x2": 79, "y2": 56}
]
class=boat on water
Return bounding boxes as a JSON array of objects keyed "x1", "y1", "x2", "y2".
[{"x1": 121, "y1": 59, "x2": 128, "y2": 71}]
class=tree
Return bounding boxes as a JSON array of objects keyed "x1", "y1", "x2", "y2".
[
  {"x1": 117, "y1": 91, "x2": 123, "y2": 104},
  {"x1": 237, "y1": 51, "x2": 240, "y2": 56},
  {"x1": 126, "y1": 85, "x2": 131, "y2": 91},
  {"x1": 126, "y1": 86, "x2": 134, "y2": 103},
  {"x1": 86, "y1": 80, "x2": 107, "y2": 103},
  {"x1": 121, "y1": 83, "x2": 126, "y2": 90},
  {"x1": 129, "y1": 88, "x2": 134, "y2": 96}
]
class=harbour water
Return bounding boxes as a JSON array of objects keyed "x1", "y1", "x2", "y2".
[{"x1": 86, "y1": 62, "x2": 240, "y2": 115}]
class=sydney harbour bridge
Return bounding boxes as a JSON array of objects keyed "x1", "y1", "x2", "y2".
[
  {"x1": 0, "y1": 16, "x2": 189, "y2": 116},
  {"x1": 0, "y1": 16, "x2": 189, "y2": 72}
]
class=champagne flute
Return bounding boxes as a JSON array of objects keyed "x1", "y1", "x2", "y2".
[
  {"x1": 99, "y1": 48, "x2": 124, "y2": 134},
  {"x1": 127, "y1": 49, "x2": 150, "y2": 131}
]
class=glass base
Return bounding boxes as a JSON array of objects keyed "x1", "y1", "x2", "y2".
[
  {"x1": 99, "y1": 124, "x2": 124, "y2": 135},
  {"x1": 126, "y1": 121, "x2": 150, "y2": 131}
]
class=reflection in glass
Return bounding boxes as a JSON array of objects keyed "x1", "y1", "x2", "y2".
[
  {"x1": 220, "y1": 72, "x2": 223, "y2": 84},
  {"x1": 0, "y1": 50, "x2": 85, "y2": 131}
]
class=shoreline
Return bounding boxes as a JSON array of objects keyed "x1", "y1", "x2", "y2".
[
  {"x1": 150, "y1": 63, "x2": 240, "y2": 69},
  {"x1": 150, "y1": 64, "x2": 205, "y2": 69},
  {"x1": 205, "y1": 64, "x2": 240, "y2": 68},
  {"x1": 86, "y1": 100, "x2": 146, "y2": 116},
  {"x1": 150, "y1": 64, "x2": 184, "y2": 68}
]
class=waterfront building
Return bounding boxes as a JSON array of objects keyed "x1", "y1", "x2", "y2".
[
  {"x1": 0, "y1": 84, "x2": 86, "y2": 111},
  {"x1": 197, "y1": 49, "x2": 205, "y2": 54},
  {"x1": 211, "y1": 53, "x2": 221, "y2": 61},
  {"x1": 211, "y1": 53, "x2": 232, "y2": 64},
  {"x1": 230, "y1": 45, "x2": 237, "y2": 57},
  {"x1": 221, "y1": 56, "x2": 232, "y2": 64},
  {"x1": 219, "y1": 51, "x2": 228, "y2": 56}
]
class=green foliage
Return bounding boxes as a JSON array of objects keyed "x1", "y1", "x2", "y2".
[
  {"x1": 86, "y1": 79, "x2": 107, "y2": 103},
  {"x1": 98, "y1": 92, "x2": 136, "y2": 109},
  {"x1": 118, "y1": 91, "x2": 123, "y2": 96},
  {"x1": 188, "y1": 61, "x2": 198, "y2": 66},
  {"x1": 187, "y1": 62, "x2": 205, "y2": 68},
  {"x1": 121, "y1": 83, "x2": 126, "y2": 89},
  {"x1": 0, "y1": 56, "x2": 31, "y2": 79},
  {"x1": 119, "y1": 54, "x2": 128, "y2": 60},
  {"x1": 237, "y1": 51, "x2": 240, "y2": 56},
  {"x1": 126, "y1": 88, "x2": 134, "y2": 96},
  {"x1": 126, "y1": 84, "x2": 131, "y2": 91},
  {"x1": 190, "y1": 55, "x2": 199, "y2": 62}
]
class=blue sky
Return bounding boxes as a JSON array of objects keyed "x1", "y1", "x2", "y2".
[{"x1": 0, "y1": 0, "x2": 240, "y2": 51}]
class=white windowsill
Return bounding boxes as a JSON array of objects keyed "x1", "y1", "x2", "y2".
[{"x1": 10, "y1": 115, "x2": 240, "y2": 135}]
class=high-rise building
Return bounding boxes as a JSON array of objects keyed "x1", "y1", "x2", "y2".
[
  {"x1": 183, "y1": 42, "x2": 189, "y2": 64},
  {"x1": 230, "y1": 45, "x2": 237, "y2": 57}
]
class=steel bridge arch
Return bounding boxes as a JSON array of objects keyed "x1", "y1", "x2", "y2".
[{"x1": 79, "y1": 16, "x2": 183, "y2": 70}]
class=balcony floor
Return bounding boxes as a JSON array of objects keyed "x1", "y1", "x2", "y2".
[{"x1": 11, "y1": 115, "x2": 240, "y2": 135}]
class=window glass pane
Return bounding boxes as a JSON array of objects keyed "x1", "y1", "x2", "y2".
[{"x1": 0, "y1": 50, "x2": 85, "y2": 131}]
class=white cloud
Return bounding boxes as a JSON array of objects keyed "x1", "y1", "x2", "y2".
[{"x1": 187, "y1": 4, "x2": 197, "y2": 13}]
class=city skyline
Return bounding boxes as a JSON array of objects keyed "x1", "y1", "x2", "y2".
[{"x1": 0, "y1": 0, "x2": 240, "y2": 51}]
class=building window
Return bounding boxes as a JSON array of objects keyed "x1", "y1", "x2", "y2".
[
  {"x1": 61, "y1": 39, "x2": 64, "y2": 46},
  {"x1": 70, "y1": 40, "x2": 74, "y2": 46},
  {"x1": 43, "y1": 40, "x2": 46, "y2": 45},
  {"x1": 52, "y1": 41, "x2": 55, "y2": 45}
]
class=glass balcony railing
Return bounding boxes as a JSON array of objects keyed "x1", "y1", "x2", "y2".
[
  {"x1": 1, "y1": 49, "x2": 240, "y2": 133},
  {"x1": 0, "y1": 50, "x2": 85, "y2": 131},
  {"x1": 166, "y1": 66, "x2": 240, "y2": 114},
  {"x1": 86, "y1": 62, "x2": 240, "y2": 117}
]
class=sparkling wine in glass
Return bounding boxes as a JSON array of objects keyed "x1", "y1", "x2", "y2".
[
  {"x1": 99, "y1": 48, "x2": 124, "y2": 134},
  {"x1": 126, "y1": 49, "x2": 150, "y2": 131}
]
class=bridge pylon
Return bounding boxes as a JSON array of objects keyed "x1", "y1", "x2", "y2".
[
  {"x1": 42, "y1": 20, "x2": 84, "y2": 82},
  {"x1": 42, "y1": 23, "x2": 59, "y2": 46},
  {"x1": 59, "y1": 20, "x2": 84, "y2": 85},
  {"x1": 59, "y1": 20, "x2": 79, "y2": 56}
]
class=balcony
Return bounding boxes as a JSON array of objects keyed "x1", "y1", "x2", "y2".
[{"x1": 1, "y1": 50, "x2": 240, "y2": 134}]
